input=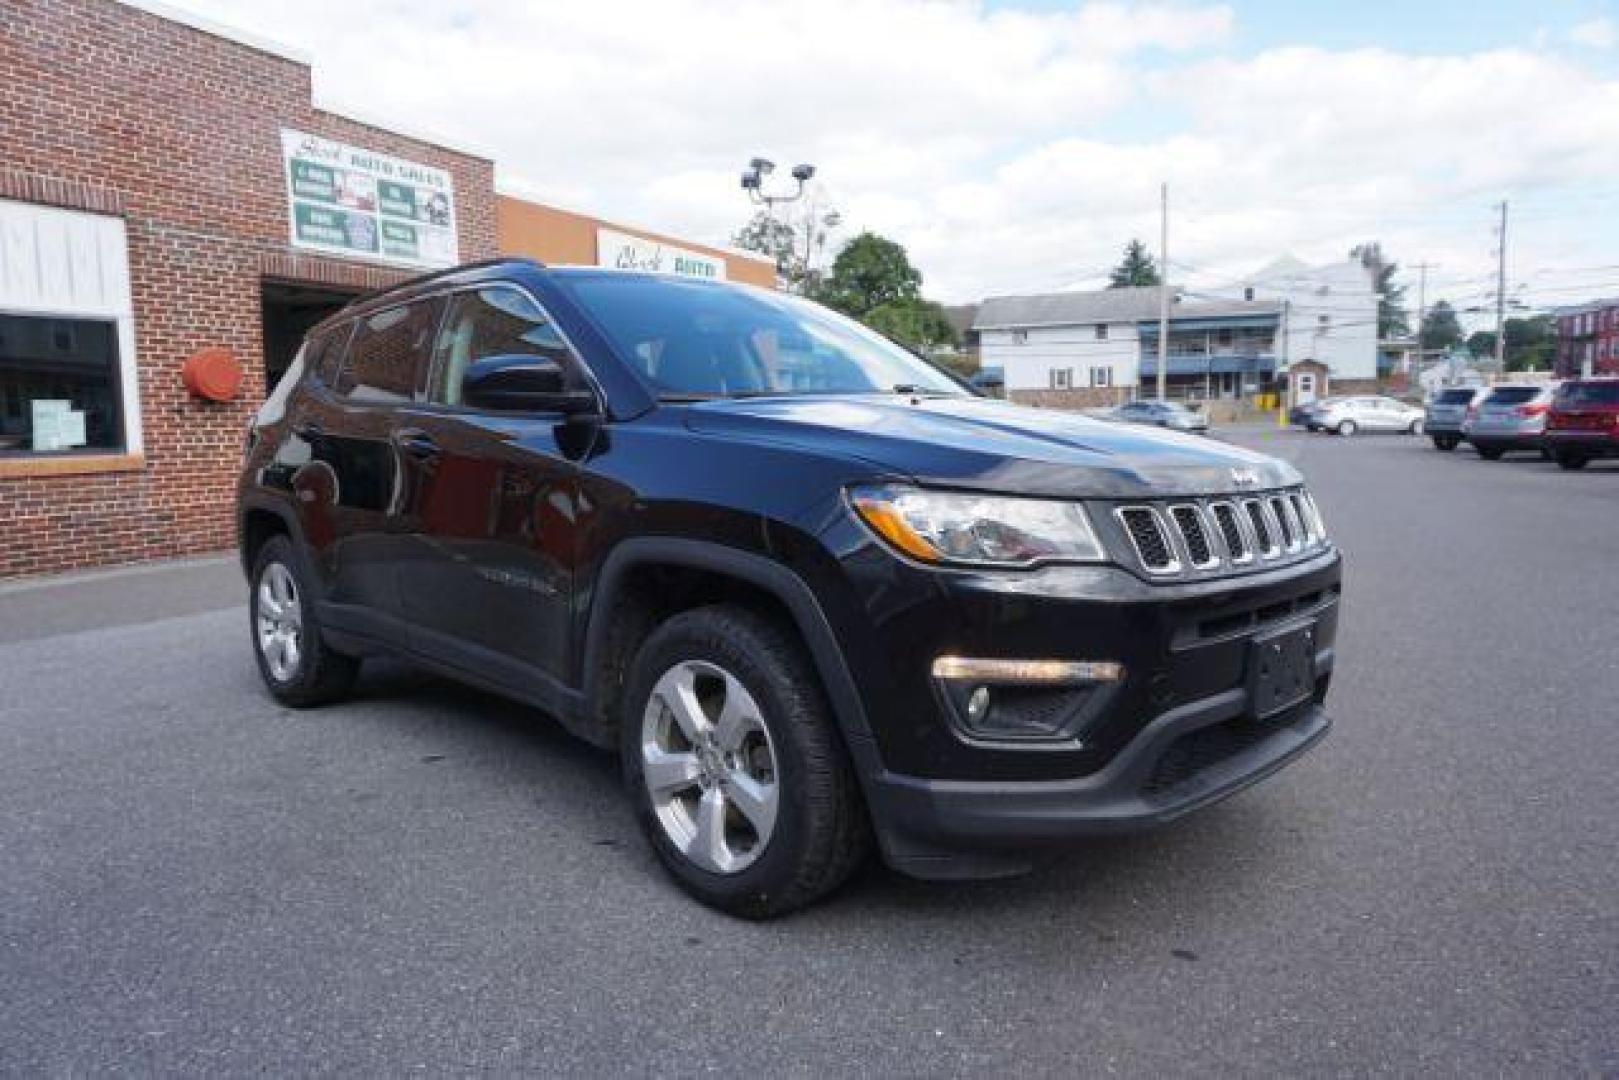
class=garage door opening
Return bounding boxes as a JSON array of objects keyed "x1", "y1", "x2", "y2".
[{"x1": 261, "y1": 280, "x2": 362, "y2": 390}]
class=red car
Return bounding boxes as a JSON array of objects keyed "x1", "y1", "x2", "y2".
[{"x1": 1545, "y1": 379, "x2": 1619, "y2": 470}]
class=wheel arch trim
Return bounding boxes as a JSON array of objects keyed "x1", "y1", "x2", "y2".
[{"x1": 581, "y1": 537, "x2": 877, "y2": 749}]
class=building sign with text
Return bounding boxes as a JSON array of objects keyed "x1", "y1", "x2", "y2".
[
  {"x1": 596, "y1": 227, "x2": 726, "y2": 280},
  {"x1": 281, "y1": 129, "x2": 458, "y2": 270}
]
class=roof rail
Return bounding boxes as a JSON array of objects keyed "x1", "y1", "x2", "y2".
[{"x1": 341, "y1": 256, "x2": 547, "y2": 311}]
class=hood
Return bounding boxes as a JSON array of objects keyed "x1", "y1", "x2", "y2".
[{"x1": 682, "y1": 395, "x2": 1300, "y2": 498}]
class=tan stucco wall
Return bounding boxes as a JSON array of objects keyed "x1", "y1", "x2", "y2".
[{"x1": 496, "y1": 195, "x2": 776, "y2": 288}]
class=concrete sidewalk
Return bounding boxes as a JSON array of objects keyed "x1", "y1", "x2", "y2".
[{"x1": 0, "y1": 552, "x2": 242, "y2": 646}]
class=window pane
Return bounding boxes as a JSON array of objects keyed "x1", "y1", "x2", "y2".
[
  {"x1": 1484, "y1": 387, "x2": 1538, "y2": 405},
  {"x1": 0, "y1": 314, "x2": 123, "y2": 455},
  {"x1": 334, "y1": 298, "x2": 443, "y2": 403},
  {"x1": 431, "y1": 287, "x2": 573, "y2": 406}
]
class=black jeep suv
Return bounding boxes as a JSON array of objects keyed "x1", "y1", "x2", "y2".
[{"x1": 238, "y1": 258, "x2": 1340, "y2": 916}]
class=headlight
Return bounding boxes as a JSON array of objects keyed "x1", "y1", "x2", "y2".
[{"x1": 849, "y1": 485, "x2": 1105, "y2": 567}]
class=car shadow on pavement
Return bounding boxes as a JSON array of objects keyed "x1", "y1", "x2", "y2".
[{"x1": 331, "y1": 657, "x2": 1303, "y2": 928}]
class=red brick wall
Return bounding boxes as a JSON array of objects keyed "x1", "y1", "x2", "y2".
[{"x1": 0, "y1": 0, "x2": 497, "y2": 577}]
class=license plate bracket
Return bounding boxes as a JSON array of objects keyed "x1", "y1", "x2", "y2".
[{"x1": 1247, "y1": 620, "x2": 1318, "y2": 721}]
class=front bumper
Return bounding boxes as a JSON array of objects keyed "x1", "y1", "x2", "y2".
[
  {"x1": 822, "y1": 540, "x2": 1342, "y2": 879},
  {"x1": 869, "y1": 692, "x2": 1329, "y2": 877}
]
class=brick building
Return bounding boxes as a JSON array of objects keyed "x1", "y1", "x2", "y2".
[
  {"x1": 0, "y1": 0, "x2": 499, "y2": 577},
  {"x1": 1555, "y1": 299, "x2": 1619, "y2": 378}
]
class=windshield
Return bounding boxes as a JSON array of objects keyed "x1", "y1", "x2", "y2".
[{"x1": 556, "y1": 274, "x2": 966, "y2": 399}]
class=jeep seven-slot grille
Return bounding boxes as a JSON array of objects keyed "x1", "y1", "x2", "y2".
[{"x1": 1115, "y1": 489, "x2": 1327, "y2": 577}]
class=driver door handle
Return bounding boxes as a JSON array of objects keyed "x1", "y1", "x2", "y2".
[{"x1": 392, "y1": 428, "x2": 441, "y2": 461}]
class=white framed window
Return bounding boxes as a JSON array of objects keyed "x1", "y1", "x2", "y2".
[
  {"x1": 1049, "y1": 367, "x2": 1073, "y2": 389},
  {"x1": 0, "y1": 199, "x2": 141, "y2": 460},
  {"x1": 1089, "y1": 366, "x2": 1113, "y2": 388},
  {"x1": 1011, "y1": 329, "x2": 1029, "y2": 345}
]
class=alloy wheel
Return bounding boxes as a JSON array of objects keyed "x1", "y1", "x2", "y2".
[
  {"x1": 256, "y1": 562, "x2": 304, "y2": 682},
  {"x1": 641, "y1": 660, "x2": 780, "y2": 875}
]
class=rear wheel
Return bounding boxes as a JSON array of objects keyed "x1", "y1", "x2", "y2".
[
  {"x1": 1336, "y1": 420, "x2": 1357, "y2": 436},
  {"x1": 1432, "y1": 435, "x2": 1458, "y2": 451},
  {"x1": 1476, "y1": 446, "x2": 1504, "y2": 461},
  {"x1": 622, "y1": 605, "x2": 869, "y2": 918},
  {"x1": 250, "y1": 535, "x2": 358, "y2": 706},
  {"x1": 1555, "y1": 451, "x2": 1590, "y2": 471}
]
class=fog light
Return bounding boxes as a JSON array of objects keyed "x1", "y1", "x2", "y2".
[
  {"x1": 966, "y1": 685, "x2": 992, "y2": 724},
  {"x1": 931, "y1": 656, "x2": 1125, "y2": 684}
]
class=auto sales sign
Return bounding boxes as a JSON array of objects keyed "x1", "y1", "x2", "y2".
[{"x1": 281, "y1": 129, "x2": 459, "y2": 270}]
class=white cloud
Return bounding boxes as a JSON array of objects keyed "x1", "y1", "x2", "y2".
[
  {"x1": 177, "y1": 0, "x2": 1619, "y2": 310},
  {"x1": 1568, "y1": 17, "x2": 1616, "y2": 48}
]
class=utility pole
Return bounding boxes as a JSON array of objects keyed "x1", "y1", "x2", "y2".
[
  {"x1": 1494, "y1": 201, "x2": 1508, "y2": 370},
  {"x1": 1156, "y1": 181, "x2": 1169, "y2": 402},
  {"x1": 1411, "y1": 261, "x2": 1433, "y2": 386}
]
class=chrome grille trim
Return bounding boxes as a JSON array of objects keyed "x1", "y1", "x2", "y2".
[
  {"x1": 1168, "y1": 504, "x2": 1220, "y2": 570},
  {"x1": 1114, "y1": 488, "x2": 1326, "y2": 578},
  {"x1": 1114, "y1": 506, "x2": 1182, "y2": 574},
  {"x1": 1208, "y1": 501, "x2": 1253, "y2": 565},
  {"x1": 1242, "y1": 498, "x2": 1280, "y2": 558}
]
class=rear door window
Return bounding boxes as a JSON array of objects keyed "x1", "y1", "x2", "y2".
[{"x1": 334, "y1": 297, "x2": 445, "y2": 403}]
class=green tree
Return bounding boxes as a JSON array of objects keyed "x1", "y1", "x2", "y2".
[
  {"x1": 1422, "y1": 300, "x2": 1464, "y2": 351},
  {"x1": 1467, "y1": 330, "x2": 1496, "y2": 358},
  {"x1": 1350, "y1": 241, "x2": 1408, "y2": 338},
  {"x1": 863, "y1": 298, "x2": 959, "y2": 353},
  {"x1": 1504, "y1": 315, "x2": 1557, "y2": 371},
  {"x1": 731, "y1": 211, "x2": 800, "y2": 281},
  {"x1": 1107, "y1": 239, "x2": 1161, "y2": 288},
  {"x1": 815, "y1": 231, "x2": 922, "y2": 317}
]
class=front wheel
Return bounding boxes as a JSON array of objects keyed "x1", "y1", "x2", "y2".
[
  {"x1": 1477, "y1": 446, "x2": 1504, "y2": 461},
  {"x1": 1432, "y1": 435, "x2": 1458, "y2": 452},
  {"x1": 1336, "y1": 420, "x2": 1357, "y2": 436},
  {"x1": 622, "y1": 605, "x2": 870, "y2": 918},
  {"x1": 250, "y1": 535, "x2": 358, "y2": 706}
]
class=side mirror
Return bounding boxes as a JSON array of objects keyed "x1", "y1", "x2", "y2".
[{"x1": 461, "y1": 354, "x2": 597, "y2": 415}]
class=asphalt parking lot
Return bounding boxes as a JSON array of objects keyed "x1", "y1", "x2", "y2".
[{"x1": 2, "y1": 428, "x2": 1615, "y2": 1075}]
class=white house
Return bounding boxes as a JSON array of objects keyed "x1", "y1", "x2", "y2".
[
  {"x1": 1203, "y1": 255, "x2": 1379, "y2": 386},
  {"x1": 972, "y1": 255, "x2": 1379, "y2": 408}
]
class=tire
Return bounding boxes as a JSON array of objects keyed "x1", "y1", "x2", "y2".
[
  {"x1": 249, "y1": 534, "x2": 359, "y2": 707},
  {"x1": 621, "y1": 604, "x2": 869, "y2": 918},
  {"x1": 1409, "y1": 419, "x2": 1425, "y2": 435},
  {"x1": 1555, "y1": 452, "x2": 1589, "y2": 471},
  {"x1": 1476, "y1": 446, "x2": 1504, "y2": 461},
  {"x1": 1337, "y1": 420, "x2": 1357, "y2": 436},
  {"x1": 1432, "y1": 435, "x2": 1458, "y2": 452}
]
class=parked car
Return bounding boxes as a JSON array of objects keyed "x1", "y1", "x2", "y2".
[
  {"x1": 237, "y1": 258, "x2": 1339, "y2": 917},
  {"x1": 1466, "y1": 384, "x2": 1559, "y2": 460},
  {"x1": 1424, "y1": 386, "x2": 1489, "y2": 451},
  {"x1": 968, "y1": 365, "x2": 1004, "y2": 396},
  {"x1": 1290, "y1": 396, "x2": 1341, "y2": 430},
  {"x1": 1314, "y1": 396, "x2": 1425, "y2": 436},
  {"x1": 1544, "y1": 378, "x2": 1619, "y2": 470},
  {"x1": 1113, "y1": 398, "x2": 1210, "y2": 432}
]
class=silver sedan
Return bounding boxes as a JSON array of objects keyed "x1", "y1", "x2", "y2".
[{"x1": 1314, "y1": 396, "x2": 1425, "y2": 436}]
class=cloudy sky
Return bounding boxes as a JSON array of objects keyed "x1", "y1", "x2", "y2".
[{"x1": 176, "y1": 0, "x2": 1619, "y2": 317}]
